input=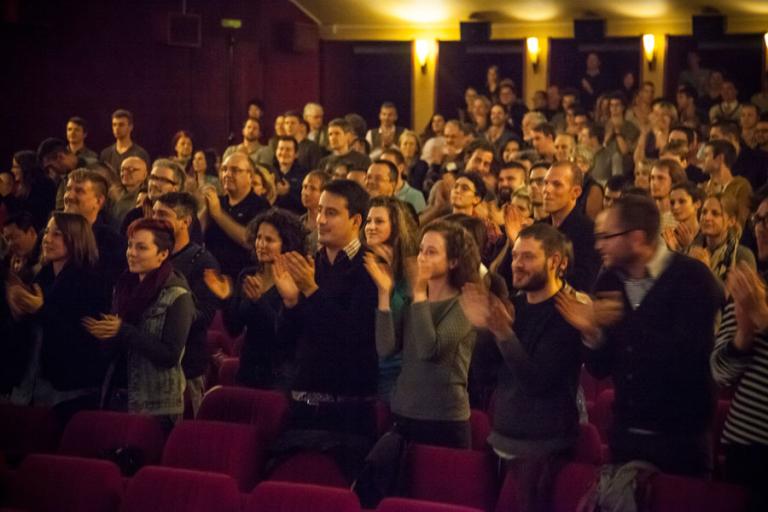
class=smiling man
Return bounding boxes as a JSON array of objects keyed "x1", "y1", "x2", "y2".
[{"x1": 271, "y1": 179, "x2": 379, "y2": 478}]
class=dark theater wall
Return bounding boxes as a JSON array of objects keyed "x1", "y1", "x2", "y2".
[{"x1": 0, "y1": 0, "x2": 320, "y2": 164}]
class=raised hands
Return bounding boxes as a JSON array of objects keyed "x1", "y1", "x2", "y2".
[
  {"x1": 282, "y1": 251, "x2": 318, "y2": 297},
  {"x1": 242, "y1": 274, "x2": 264, "y2": 302},
  {"x1": 364, "y1": 252, "x2": 394, "y2": 311},
  {"x1": 82, "y1": 314, "x2": 122, "y2": 340},
  {"x1": 203, "y1": 268, "x2": 233, "y2": 300},
  {"x1": 201, "y1": 185, "x2": 221, "y2": 217},
  {"x1": 503, "y1": 203, "x2": 532, "y2": 243},
  {"x1": 272, "y1": 254, "x2": 301, "y2": 307},
  {"x1": 726, "y1": 262, "x2": 768, "y2": 351},
  {"x1": 412, "y1": 259, "x2": 433, "y2": 302},
  {"x1": 555, "y1": 289, "x2": 624, "y2": 347},
  {"x1": 460, "y1": 282, "x2": 515, "y2": 340}
]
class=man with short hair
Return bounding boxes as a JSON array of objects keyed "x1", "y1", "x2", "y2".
[
  {"x1": 63, "y1": 169, "x2": 126, "y2": 295},
  {"x1": 450, "y1": 172, "x2": 486, "y2": 216},
  {"x1": 528, "y1": 163, "x2": 549, "y2": 221},
  {"x1": 498, "y1": 80, "x2": 529, "y2": 135},
  {"x1": 366, "y1": 102, "x2": 404, "y2": 152},
  {"x1": 304, "y1": 102, "x2": 328, "y2": 149},
  {"x1": 553, "y1": 133, "x2": 575, "y2": 163},
  {"x1": 99, "y1": 109, "x2": 150, "y2": 173},
  {"x1": 285, "y1": 110, "x2": 323, "y2": 170},
  {"x1": 37, "y1": 137, "x2": 89, "y2": 210},
  {"x1": 120, "y1": 158, "x2": 187, "y2": 235},
  {"x1": 669, "y1": 125, "x2": 707, "y2": 183},
  {"x1": 462, "y1": 223, "x2": 584, "y2": 511},
  {"x1": 223, "y1": 118, "x2": 263, "y2": 166},
  {"x1": 650, "y1": 158, "x2": 687, "y2": 230},
  {"x1": 272, "y1": 179, "x2": 379, "y2": 475},
  {"x1": 676, "y1": 84, "x2": 704, "y2": 129},
  {"x1": 701, "y1": 140, "x2": 753, "y2": 228},
  {"x1": 740, "y1": 103, "x2": 760, "y2": 149},
  {"x1": 497, "y1": 161, "x2": 528, "y2": 206},
  {"x1": 709, "y1": 80, "x2": 742, "y2": 124},
  {"x1": 65, "y1": 116, "x2": 98, "y2": 163},
  {"x1": 530, "y1": 123, "x2": 557, "y2": 163},
  {"x1": 485, "y1": 103, "x2": 515, "y2": 152},
  {"x1": 318, "y1": 118, "x2": 371, "y2": 174},
  {"x1": 111, "y1": 156, "x2": 148, "y2": 226},
  {"x1": 273, "y1": 136, "x2": 308, "y2": 214},
  {"x1": 557, "y1": 195, "x2": 722, "y2": 477},
  {"x1": 380, "y1": 148, "x2": 426, "y2": 213},
  {"x1": 247, "y1": 98, "x2": 264, "y2": 121},
  {"x1": 603, "y1": 175, "x2": 627, "y2": 209},
  {"x1": 2, "y1": 211, "x2": 40, "y2": 282},
  {"x1": 579, "y1": 123, "x2": 620, "y2": 186},
  {"x1": 541, "y1": 161, "x2": 600, "y2": 291},
  {"x1": 755, "y1": 113, "x2": 768, "y2": 152},
  {"x1": 202, "y1": 152, "x2": 269, "y2": 278},
  {"x1": 365, "y1": 160, "x2": 397, "y2": 199},
  {"x1": 153, "y1": 192, "x2": 220, "y2": 416},
  {"x1": 709, "y1": 120, "x2": 768, "y2": 190}
]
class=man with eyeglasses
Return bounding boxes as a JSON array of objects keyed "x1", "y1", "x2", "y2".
[
  {"x1": 557, "y1": 194, "x2": 723, "y2": 477},
  {"x1": 119, "y1": 159, "x2": 190, "y2": 235},
  {"x1": 111, "y1": 156, "x2": 147, "y2": 227},
  {"x1": 201, "y1": 152, "x2": 269, "y2": 278}
]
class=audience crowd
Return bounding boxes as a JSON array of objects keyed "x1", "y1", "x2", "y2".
[{"x1": 2, "y1": 53, "x2": 768, "y2": 510}]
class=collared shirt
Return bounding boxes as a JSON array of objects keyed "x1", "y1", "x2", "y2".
[
  {"x1": 617, "y1": 241, "x2": 674, "y2": 310},
  {"x1": 317, "y1": 236, "x2": 361, "y2": 264}
]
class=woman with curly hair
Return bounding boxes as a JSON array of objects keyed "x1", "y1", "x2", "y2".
[
  {"x1": 204, "y1": 208, "x2": 306, "y2": 389},
  {"x1": 366, "y1": 219, "x2": 481, "y2": 448}
]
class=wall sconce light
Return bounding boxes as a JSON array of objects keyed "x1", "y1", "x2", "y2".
[
  {"x1": 526, "y1": 37, "x2": 540, "y2": 73},
  {"x1": 764, "y1": 32, "x2": 768, "y2": 49},
  {"x1": 415, "y1": 39, "x2": 431, "y2": 74},
  {"x1": 643, "y1": 34, "x2": 656, "y2": 71}
]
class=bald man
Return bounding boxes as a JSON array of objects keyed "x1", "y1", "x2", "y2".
[{"x1": 111, "y1": 156, "x2": 148, "y2": 225}]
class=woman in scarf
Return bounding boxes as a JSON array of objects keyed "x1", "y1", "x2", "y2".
[{"x1": 84, "y1": 218, "x2": 194, "y2": 433}]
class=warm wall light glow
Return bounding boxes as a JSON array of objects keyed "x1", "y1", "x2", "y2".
[
  {"x1": 764, "y1": 32, "x2": 768, "y2": 48},
  {"x1": 642, "y1": 34, "x2": 655, "y2": 61},
  {"x1": 415, "y1": 39, "x2": 431, "y2": 71},
  {"x1": 527, "y1": 37, "x2": 540, "y2": 72},
  {"x1": 390, "y1": 2, "x2": 449, "y2": 24}
]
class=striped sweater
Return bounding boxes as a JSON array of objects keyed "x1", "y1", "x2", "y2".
[{"x1": 710, "y1": 301, "x2": 768, "y2": 446}]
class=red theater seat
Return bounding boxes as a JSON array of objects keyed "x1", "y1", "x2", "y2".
[
  {"x1": 267, "y1": 451, "x2": 349, "y2": 488},
  {"x1": 592, "y1": 388, "x2": 615, "y2": 441},
  {"x1": 246, "y1": 481, "x2": 361, "y2": 512},
  {"x1": 0, "y1": 404, "x2": 61, "y2": 465},
  {"x1": 573, "y1": 423, "x2": 603, "y2": 465},
  {"x1": 379, "y1": 497, "x2": 484, "y2": 512},
  {"x1": 405, "y1": 444, "x2": 498, "y2": 512},
  {"x1": 122, "y1": 466, "x2": 240, "y2": 512},
  {"x1": 161, "y1": 420, "x2": 263, "y2": 491},
  {"x1": 2, "y1": 454, "x2": 122, "y2": 512},
  {"x1": 58, "y1": 410, "x2": 165, "y2": 470},
  {"x1": 217, "y1": 357, "x2": 240, "y2": 386},
  {"x1": 496, "y1": 462, "x2": 597, "y2": 512},
  {"x1": 197, "y1": 385, "x2": 288, "y2": 443}
]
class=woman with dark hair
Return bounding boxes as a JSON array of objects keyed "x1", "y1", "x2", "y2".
[
  {"x1": 204, "y1": 208, "x2": 306, "y2": 389},
  {"x1": 171, "y1": 130, "x2": 194, "y2": 175},
  {"x1": 9, "y1": 150, "x2": 56, "y2": 230},
  {"x1": 84, "y1": 218, "x2": 194, "y2": 432},
  {"x1": 419, "y1": 113, "x2": 445, "y2": 146},
  {"x1": 7, "y1": 212, "x2": 107, "y2": 418},
  {"x1": 363, "y1": 196, "x2": 419, "y2": 401},
  {"x1": 191, "y1": 148, "x2": 222, "y2": 193},
  {"x1": 367, "y1": 219, "x2": 480, "y2": 447}
]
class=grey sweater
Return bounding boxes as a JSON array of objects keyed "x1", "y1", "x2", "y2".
[{"x1": 377, "y1": 298, "x2": 476, "y2": 422}]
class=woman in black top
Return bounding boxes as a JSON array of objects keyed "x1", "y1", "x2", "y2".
[
  {"x1": 205, "y1": 208, "x2": 307, "y2": 389},
  {"x1": 7, "y1": 212, "x2": 108, "y2": 419}
]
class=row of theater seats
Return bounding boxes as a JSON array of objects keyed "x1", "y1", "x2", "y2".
[
  {"x1": 0, "y1": 387, "x2": 747, "y2": 512},
  {"x1": 0, "y1": 448, "x2": 749, "y2": 512}
]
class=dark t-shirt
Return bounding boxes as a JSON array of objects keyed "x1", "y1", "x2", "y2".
[
  {"x1": 204, "y1": 191, "x2": 269, "y2": 278},
  {"x1": 318, "y1": 150, "x2": 371, "y2": 173},
  {"x1": 99, "y1": 143, "x2": 150, "y2": 173}
]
